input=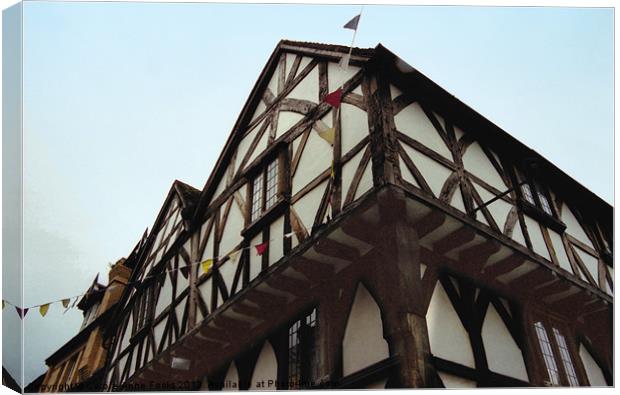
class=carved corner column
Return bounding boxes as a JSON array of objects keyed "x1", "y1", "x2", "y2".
[{"x1": 372, "y1": 187, "x2": 437, "y2": 388}]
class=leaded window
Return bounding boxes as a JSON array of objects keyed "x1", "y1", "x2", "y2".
[
  {"x1": 552, "y1": 328, "x2": 579, "y2": 386},
  {"x1": 534, "y1": 321, "x2": 560, "y2": 385},
  {"x1": 288, "y1": 308, "x2": 319, "y2": 389},
  {"x1": 250, "y1": 157, "x2": 280, "y2": 223}
]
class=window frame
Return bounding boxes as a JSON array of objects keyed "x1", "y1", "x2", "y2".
[
  {"x1": 284, "y1": 307, "x2": 320, "y2": 390},
  {"x1": 531, "y1": 319, "x2": 582, "y2": 387},
  {"x1": 242, "y1": 147, "x2": 289, "y2": 237},
  {"x1": 514, "y1": 168, "x2": 566, "y2": 233}
]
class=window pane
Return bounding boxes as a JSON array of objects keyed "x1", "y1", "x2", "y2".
[
  {"x1": 537, "y1": 190, "x2": 553, "y2": 215},
  {"x1": 265, "y1": 159, "x2": 279, "y2": 210},
  {"x1": 521, "y1": 183, "x2": 535, "y2": 205},
  {"x1": 552, "y1": 328, "x2": 579, "y2": 386},
  {"x1": 534, "y1": 322, "x2": 560, "y2": 385},
  {"x1": 251, "y1": 173, "x2": 264, "y2": 222},
  {"x1": 288, "y1": 308, "x2": 319, "y2": 389}
]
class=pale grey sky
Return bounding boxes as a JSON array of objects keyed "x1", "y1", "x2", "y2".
[{"x1": 1, "y1": 1, "x2": 613, "y2": 385}]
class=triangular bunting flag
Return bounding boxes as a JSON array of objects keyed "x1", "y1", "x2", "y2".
[
  {"x1": 283, "y1": 232, "x2": 295, "y2": 239},
  {"x1": 318, "y1": 127, "x2": 335, "y2": 146},
  {"x1": 227, "y1": 249, "x2": 241, "y2": 264},
  {"x1": 324, "y1": 89, "x2": 342, "y2": 108},
  {"x1": 330, "y1": 161, "x2": 335, "y2": 179},
  {"x1": 61, "y1": 298, "x2": 70, "y2": 308},
  {"x1": 201, "y1": 259, "x2": 214, "y2": 274},
  {"x1": 39, "y1": 304, "x2": 50, "y2": 317},
  {"x1": 2, "y1": 300, "x2": 5, "y2": 310},
  {"x1": 15, "y1": 307, "x2": 28, "y2": 319},
  {"x1": 255, "y1": 242, "x2": 268, "y2": 256},
  {"x1": 344, "y1": 14, "x2": 361, "y2": 30}
]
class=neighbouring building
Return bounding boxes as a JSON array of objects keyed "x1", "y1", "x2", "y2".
[
  {"x1": 37, "y1": 258, "x2": 133, "y2": 392},
  {"x1": 97, "y1": 40, "x2": 610, "y2": 389}
]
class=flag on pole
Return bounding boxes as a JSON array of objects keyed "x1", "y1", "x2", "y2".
[
  {"x1": 343, "y1": 14, "x2": 361, "y2": 30},
  {"x1": 39, "y1": 304, "x2": 50, "y2": 317},
  {"x1": 324, "y1": 89, "x2": 342, "y2": 108},
  {"x1": 15, "y1": 307, "x2": 28, "y2": 319},
  {"x1": 255, "y1": 242, "x2": 269, "y2": 256},
  {"x1": 201, "y1": 259, "x2": 214, "y2": 274}
]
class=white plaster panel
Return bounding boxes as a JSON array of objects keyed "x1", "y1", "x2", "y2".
[
  {"x1": 293, "y1": 179, "x2": 328, "y2": 234},
  {"x1": 285, "y1": 53, "x2": 296, "y2": 81},
  {"x1": 236, "y1": 121, "x2": 263, "y2": 173},
  {"x1": 246, "y1": 126, "x2": 269, "y2": 168},
  {"x1": 342, "y1": 284, "x2": 389, "y2": 376},
  {"x1": 394, "y1": 102, "x2": 453, "y2": 160},
  {"x1": 573, "y1": 246, "x2": 599, "y2": 283},
  {"x1": 579, "y1": 345, "x2": 607, "y2": 386},
  {"x1": 250, "y1": 99, "x2": 267, "y2": 123},
  {"x1": 524, "y1": 215, "x2": 551, "y2": 261},
  {"x1": 402, "y1": 144, "x2": 453, "y2": 198},
  {"x1": 155, "y1": 274, "x2": 173, "y2": 318},
  {"x1": 355, "y1": 159, "x2": 374, "y2": 201},
  {"x1": 438, "y1": 371, "x2": 476, "y2": 388},
  {"x1": 249, "y1": 342, "x2": 279, "y2": 390},
  {"x1": 296, "y1": 56, "x2": 313, "y2": 79},
  {"x1": 426, "y1": 283, "x2": 475, "y2": 368},
  {"x1": 269, "y1": 216, "x2": 285, "y2": 266},
  {"x1": 223, "y1": 362, "x2": 240, "y2": 391},
  {"x1": 340, "y1": 103, "x2": 369, "y2": 154},
  {"x1": 328, "y1": 61, "x2": 360, "y2": 93},
  {"x1": 473, "y1": 183, "x2": 512, "y2": 229},
  {"x1": 560, "y1": 204, "x2": 594, "y2": 249},
  {"x1": 153, "y1": 320, "x2": 165, "y2": 353},
  {"x1": 292, "y1": 130, "x2": 332, "y2": 195},
  {"x1": 200, "y1": 220, "x2": 215, "y2": 262},
  {"x1": 266, "y1": 62, "x2": 280, "y2": 97},
  {"x1": 511, "y1": 220, "x2": 527, "y2": 247},
  {"x1": 450, "y1": 185, "x2": 467, "y2": 213},
  {"x1": 249, "y1": 234, "x2": 263, "y2": 281},
  {"x1": 276, "y1": 111, "x2": 304, "y2": 139},
  {"x1": 219, "y1": 257, "x2": 237, "y2": 295},
  {"x1": 481, "y1": 305, "x2": 529, "y2": 381},
  {"x1": 287, "y1": 65, "x2": 319, "y2": 102},
  {"x1": 548, "y1": 230, "x2": 572, "y2": 273},
  {"x1": 175, "y1": 296, "x2": 187, "y2": 331},
  {"x1": 462, "y1": 142, "x2": 506, "y2": 191},
  {"x1": 341, "y1": 147, "x2": 366, "y2": 202},
  {"x1": 389, "y1": 84, "x2": 403, "y2": 100},
  {"x1": 198, "y1": 278, "x2": 212, "y2": 314},
  {"x1": 220, "y1": 200, "x2": 244, "y2": 259},
  {"x1": 399, "y1": 158, "x2": 420, "y2": 188}
]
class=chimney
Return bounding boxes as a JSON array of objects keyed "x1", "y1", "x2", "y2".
[{"x1": 108, "y1": 258, "x2": 131, "y2": 285}]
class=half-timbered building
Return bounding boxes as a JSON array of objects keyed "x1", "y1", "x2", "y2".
[{"x1": 102, "y1": 40, "x2": 613, "y2": 390}]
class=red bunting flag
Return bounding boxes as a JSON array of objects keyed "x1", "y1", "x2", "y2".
[
  {"x1": 324, "y1": 89, "x2": 342, "y2": 108},
  {"x1": 15, "y1": 307, "x2": 28, "y2": 319},
  {"x1": 255, "y1": 242, "x2": 268, "y2": 256}
]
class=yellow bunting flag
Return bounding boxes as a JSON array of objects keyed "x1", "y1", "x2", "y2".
[
  {"x1": 317, "y1": 127, "x2": 335, "y2": 146},
  {"x1": 62, "y1": 299, "x2": 70, "y2": 308},
  {"x1": 39, "y1": 304, "x2": 50, "y2": 317},
  {"x1": 201, "y1": 259, "x2": 214, "y2": 274},
  {"x1": 330, "y1": 161, "x2": 335, "y2": 179}
]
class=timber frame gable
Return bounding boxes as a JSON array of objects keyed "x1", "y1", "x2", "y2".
[{"x1": 102, "y1": 40, "x2": 612, "y2": 390}]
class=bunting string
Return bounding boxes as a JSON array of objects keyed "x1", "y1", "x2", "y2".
[{"x1": 1, "y1": 233, "x2": 298, "y2": 318}]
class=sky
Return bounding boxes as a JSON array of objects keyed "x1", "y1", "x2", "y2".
[{"x1": 0, "y1": 1, "x2": 613, "y2": 386}]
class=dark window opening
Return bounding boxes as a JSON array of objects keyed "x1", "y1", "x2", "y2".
[
  {"x1": 250, "y1": 157, "x2": 280, "y2": 223},
  {"x1": 288, "y1": 308, "x2": 319, "y2": 389}
]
